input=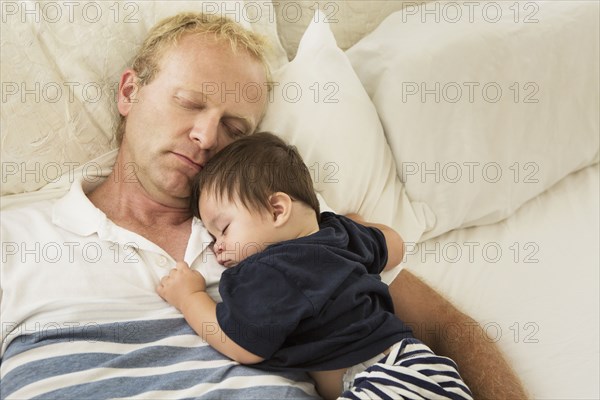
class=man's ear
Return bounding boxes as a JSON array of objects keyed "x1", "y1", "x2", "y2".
[
  {"x1": 117, "y1": 69, "x2": 139, "y2": 117},
  {"x1": 268, "y1": 192, "x2": 292, "y2": 227}
]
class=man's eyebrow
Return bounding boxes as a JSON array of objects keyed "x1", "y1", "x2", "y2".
[{"x1": 175, "y1": 88, "x2": 208, "y2": 102}]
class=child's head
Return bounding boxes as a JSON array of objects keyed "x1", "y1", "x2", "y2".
[{"x1": 190, "y1": 132, "x2": 320, "y2": 267}]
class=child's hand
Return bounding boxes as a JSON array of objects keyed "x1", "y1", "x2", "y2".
[{"x1": 157, "y1": 261, "x2": 207, "y2": 311}]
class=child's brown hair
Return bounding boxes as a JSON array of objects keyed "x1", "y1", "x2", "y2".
[{"x1": 190, "y1": 132, "x2": 320, "y2": 221}]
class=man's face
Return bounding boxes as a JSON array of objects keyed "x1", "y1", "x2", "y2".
[{"x1": 118, "y1": 33, "x2": 268, "y2": 207}]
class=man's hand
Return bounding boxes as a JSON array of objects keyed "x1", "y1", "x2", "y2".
[
  {"x1": 157, "y1": 261, "x2": 206, "y2": 311},
  {"x1": 344, "y1": 213, "x2": 366, "y2": 224},
  {"x1": 344, "y1": 213, "x2": 404, "y2": 270}
]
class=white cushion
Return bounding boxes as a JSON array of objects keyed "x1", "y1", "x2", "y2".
[
  {"x1": 347, "y1": 1, "x2": 600, "y2": 240},
  {"x1": 259, "y1": 11, "x2": 428, "y2": 252}
]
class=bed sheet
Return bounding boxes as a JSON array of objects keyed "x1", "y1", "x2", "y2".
[{"x1": 405, "y1": 163, "x2": 600, "y2": 399}]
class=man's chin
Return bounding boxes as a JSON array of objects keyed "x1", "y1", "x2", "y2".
[{"x1": 141, "y1": 179, "x2": 193, "y2": 210}]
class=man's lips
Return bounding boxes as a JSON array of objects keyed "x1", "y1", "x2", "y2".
[{"x1": 173, "y1": 152, "x2": 203, "y2": 171}]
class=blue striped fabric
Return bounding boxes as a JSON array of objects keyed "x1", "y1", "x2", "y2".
[
  {"x1": 340, "y1": 338, "x2": 473, "y2": 400},
  {"x1": 0, "y1": 318, "x2": 319, "y2": 400}
]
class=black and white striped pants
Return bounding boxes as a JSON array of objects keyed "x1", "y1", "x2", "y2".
[{"x1": 340, "y1": 338, "x2": 473, "y2": 400}]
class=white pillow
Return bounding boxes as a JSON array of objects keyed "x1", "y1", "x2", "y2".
[
  {"x1": 347, "y1": 1, "x2": 600, "y2": 240},
  {"x1": 259, "y1": 11, "x2": 428, "y2": 253},
  {"x1": 0, "y1": 1, "x2": 287, "y2": 196}
]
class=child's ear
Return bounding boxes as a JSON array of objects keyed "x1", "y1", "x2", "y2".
[{"x1": 268, "y1": 192, "x2": 292, "y2": 227}]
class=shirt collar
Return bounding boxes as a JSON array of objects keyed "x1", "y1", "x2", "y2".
[
  {"x1": 52, "y1": 177, "x2": 105, "y2": 237},
  {"x1": 52, "y1": 177, "x2": 213, "y2": 260},
  {"x1": 185, "y1": 217, "x2": 215, "y2": 264}
]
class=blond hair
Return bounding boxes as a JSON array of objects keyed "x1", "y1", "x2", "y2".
[{"x1": 116, "y1": 12, "x2": 272, "y2": 143}]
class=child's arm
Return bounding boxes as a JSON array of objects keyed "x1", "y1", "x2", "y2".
[
  {"x1": 156, "y1": 261, "x2": 265, "y2": 365},
  {"x1": 345, "y1": 214, "x2": 405, "y2": 271}
]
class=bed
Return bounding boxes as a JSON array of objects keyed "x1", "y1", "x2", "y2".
[{"x1": 1, "y1": 1, "x2": 598, "y2": 399}]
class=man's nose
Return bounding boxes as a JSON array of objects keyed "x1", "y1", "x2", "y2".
[{"x1": 190, "y1": 112, "x2": 220, "y2": 150}]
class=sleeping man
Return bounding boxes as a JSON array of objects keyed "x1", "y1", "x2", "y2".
[{"x1": 0, "y1": 11, "x2": 526, "y2": 399}]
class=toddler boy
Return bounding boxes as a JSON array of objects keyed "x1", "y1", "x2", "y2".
[{"x1": 157, "y1": 132, "x2": 472, "y2": 400}]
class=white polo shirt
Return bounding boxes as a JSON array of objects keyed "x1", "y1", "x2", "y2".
[{"x1": 0, "y1": 178, "x2": 224, "y2": 356}]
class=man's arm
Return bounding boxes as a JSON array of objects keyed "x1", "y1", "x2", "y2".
[{"x1": 388, "y1": 269, "x2": 529, "y2": 399}]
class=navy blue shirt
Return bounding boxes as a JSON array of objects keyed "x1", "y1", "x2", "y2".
[{"x1": 215, "y1": 212, "x2": 414, "y2": 371}]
